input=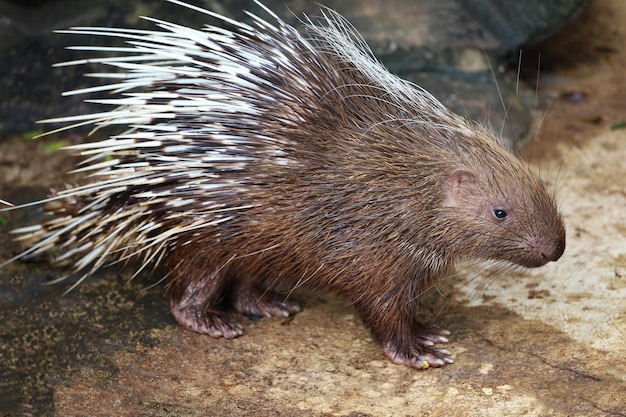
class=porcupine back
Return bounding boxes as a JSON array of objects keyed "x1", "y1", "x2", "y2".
[{"x1": 5, "y1": 0, "x2": 565, "y2": 368}]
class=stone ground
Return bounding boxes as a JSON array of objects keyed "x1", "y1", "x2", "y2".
[{"x1": 1, "y1": 0, "x2": 625, "y2": 416}]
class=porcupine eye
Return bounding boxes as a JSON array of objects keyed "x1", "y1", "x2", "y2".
[{"x1": 493, "y1": 209, "x2": 508, "y2": 219}]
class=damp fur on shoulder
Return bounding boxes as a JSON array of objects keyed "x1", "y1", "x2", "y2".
[{"x1": 1, "y1": 0, "x2": 565, "y2": 368}]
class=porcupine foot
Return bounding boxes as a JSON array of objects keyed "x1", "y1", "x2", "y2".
[
  {"x1": 167, "y1": 278, "x2": 245, "y2": 339},
  {"x1": 168, "y1": 280, "x2": 300, "y2": 338},
  {"x1": 383, "y1": 327, "x2": 454, "y2": 369},
  {"x1": 231, "y1": 286, "x2": 301, "y2": 318},
  {"x1": 170, "y1": 301, "x2": 244, "y2": 339}
]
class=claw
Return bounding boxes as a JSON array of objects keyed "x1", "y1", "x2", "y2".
[
  {"x1": 382, "y1": 327, "x2": 453, "y2": 369},
  {"x1": 170, "y1": 303, "x2": 244, "y2": 339}
]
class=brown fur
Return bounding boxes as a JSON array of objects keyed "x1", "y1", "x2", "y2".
[{"x1": 161, "y1": 62, "x2": 566, "y2": 367}]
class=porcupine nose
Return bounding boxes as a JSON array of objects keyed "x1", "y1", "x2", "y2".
[
  {"x1": 524, "y1": 234, "x2": 565, "y2": 268},
  {"x1": 541, "y1": 235, "x2": 566, "y2": 263}
]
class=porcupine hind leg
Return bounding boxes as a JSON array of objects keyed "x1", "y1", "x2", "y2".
[
  {"x1": 230, "y1": 278, "x2": 301, "y2": 318},
  {"x1": 165, "y1": 256, "x2": 244, "y2": 339}
]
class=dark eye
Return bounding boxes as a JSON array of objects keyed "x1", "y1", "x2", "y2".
[{"x1": 493, "y1": 209, "x2": 508, "y2": 219}]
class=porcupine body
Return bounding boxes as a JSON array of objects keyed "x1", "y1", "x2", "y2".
[{"x1": 6, "y1": 0, "x2": 565, "y2": 368}]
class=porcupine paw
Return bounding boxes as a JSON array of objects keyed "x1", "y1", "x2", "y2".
[
  {"x1": 232, "y1": 288, "x2": 301, "y2": 318},
  {"x1": 170, "y1": 304, "x2": 244, "y2": 339},
  {"x1": 383, "y1": 328, "x2": 454, "y2": 369}
]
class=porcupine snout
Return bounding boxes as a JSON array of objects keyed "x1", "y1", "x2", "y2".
[
  {"x1": 525, "y1": 228, "x2": 566, "y2": 268},
  {"x1": 541, "y1": 233, "x2": 566, "y2": 263}
]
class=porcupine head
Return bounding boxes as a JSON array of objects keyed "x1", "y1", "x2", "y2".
[{"x1": 3, "y1": 0, "x2": 565, "y2": 369}]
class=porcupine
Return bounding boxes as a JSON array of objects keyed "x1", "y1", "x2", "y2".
[{"x1": 3, "y1": 0, "x2": 565, "y2": 368}]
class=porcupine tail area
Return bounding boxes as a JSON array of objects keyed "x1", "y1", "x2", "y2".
[{"x1": 5, "y1": 0, "x2": 331, "y2": 286}]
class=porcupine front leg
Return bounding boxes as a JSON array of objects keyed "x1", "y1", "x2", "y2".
[
  {"x1": 381, "y1": 323, "x2": 453, "y2": 369},
  {"x1": 355, "y1": 294, "x2": 453, "y2": 368}
]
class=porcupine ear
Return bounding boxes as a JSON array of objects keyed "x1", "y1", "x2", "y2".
[{"x1": 444, "y1": 169, "x2": 476, "y2": 207}]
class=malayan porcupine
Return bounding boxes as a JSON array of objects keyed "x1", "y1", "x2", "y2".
[{"x1": 2, "y1": 0, "x2": 565, "y2": 368}]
